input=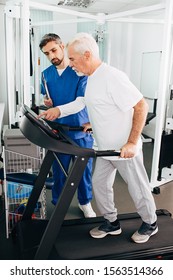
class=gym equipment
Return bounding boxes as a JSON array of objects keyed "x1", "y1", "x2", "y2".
[
  {"x1": 158, "y1": 131, "x2": 173, "y2": 180},
  {"x1": 145, "y1": 99, "x2": 157, "y2": 125},
  {"x1": 12, "y1": 104, "x2": 173, "y2": 260}
]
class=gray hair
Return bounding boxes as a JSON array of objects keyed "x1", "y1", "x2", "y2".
[{"x1": 67, "y1": 32, "x2": 100, "y2": 59}]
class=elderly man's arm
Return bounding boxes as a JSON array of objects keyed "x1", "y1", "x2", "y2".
[
  {"x1": 120, "y1": 98, "x2": 148, "y2": 158},
  {"x1": 38, "y1": 97, "x2": 85, "y2": 121}
]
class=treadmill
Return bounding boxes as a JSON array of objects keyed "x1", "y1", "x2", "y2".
[{"x1": 12, "y1": 104, "x2": 173, "y2": 260}]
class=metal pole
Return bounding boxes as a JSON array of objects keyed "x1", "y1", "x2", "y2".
[
  {"x1": 4, "y1": 3, "x2": 21, "y2": 127},
  {"x1": 150, "y1": 0, "x2": 173, "y2": 186},
  {"x1": 21, "y1": 0, "x2": 30, "y2": 107},
  {"x1": 106, "y1": 3, "x2": 165, "y2": 20}
]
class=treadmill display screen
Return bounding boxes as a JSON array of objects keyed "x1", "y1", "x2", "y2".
[{"x1": 21, "y1": 104, "x2": 61, "y2": 140}]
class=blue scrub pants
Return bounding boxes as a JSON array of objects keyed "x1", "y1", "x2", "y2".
[{"x1": 52, "y1": 135, "x2": 93, "y2": 205}]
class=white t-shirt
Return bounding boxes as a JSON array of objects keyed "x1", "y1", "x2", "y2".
[{"x1": 59, "y1": 63, "x2": 143, "y2": 159}]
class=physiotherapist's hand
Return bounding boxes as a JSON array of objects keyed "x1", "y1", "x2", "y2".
[
  {"x1": 82, "y1": 122, "x2": 92, "y2": 133},
  {"x1": 38, "y1": 107, "x2": 61, "y2": 121},
  {"x1": 120, "y1": 142, "x2": 137, "y2": 158},
  {"x1": 44, "y1": 97, "x2": 53, "y2": 107}
]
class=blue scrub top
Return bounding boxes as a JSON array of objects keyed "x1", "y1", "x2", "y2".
[{"x1": 41, "y1": 65, "x2": 89, "y2": 139}]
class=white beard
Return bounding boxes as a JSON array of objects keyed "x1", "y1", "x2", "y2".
[{"x1": 72, "y1": 67, "x2": 85, "y2": 76}]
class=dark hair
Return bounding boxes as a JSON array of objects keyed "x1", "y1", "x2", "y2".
[{"x1": 39, "y1": 33, "x2": 62, "y2": 50}]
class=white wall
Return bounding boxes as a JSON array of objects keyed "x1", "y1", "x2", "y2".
[
  {"x1": 131, "y1": 23, "x2": 163, "y2": 139},
  {"x1": 108, "y1": 21, "x2": 163, "y2": 85},
  {"x1": 107, "y1": 22, "x2": 125, "y2": 70},
  {"x1": 53, "y1": 13, "x2": 77, "y2": 45},
  {"x1": 108, "y1": 21, "x2": 164, "y2": 139},
  {"x1": 130, "y1": 23, "x2": 163, "y2": 89}
]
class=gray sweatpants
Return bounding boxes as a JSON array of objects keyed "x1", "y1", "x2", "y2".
[{"x1": 92, "y1": 149, "x2": 157, "y2": 224}]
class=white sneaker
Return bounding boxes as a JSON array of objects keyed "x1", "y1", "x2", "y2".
[
  {"x1": 78, "y1": 202, "x2": 96, "y2": 218},
  {"x1": 131, "y1": 221, "x2": 158, "y2": 243},
  {"x1": 90, "y1": 219, "x2": 122, "y2": 238}
]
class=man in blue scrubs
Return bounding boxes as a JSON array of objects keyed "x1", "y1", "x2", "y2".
[{"x1": 39, "y1": 33, "x2": 96, "y2": 217}]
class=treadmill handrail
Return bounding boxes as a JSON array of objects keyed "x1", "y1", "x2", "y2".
[
  {"x1": 44, "y1": 119, "x2": 84, "y2": 132},
  {"x1": 96, "y1": 150, "x2": 120, "y2": 157}
]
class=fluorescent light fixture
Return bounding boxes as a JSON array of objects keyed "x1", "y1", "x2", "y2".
[{"x1": 57, "y1": 0, "x2": 95, "y2": 8}]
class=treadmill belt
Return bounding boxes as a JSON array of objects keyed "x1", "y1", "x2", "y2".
[
  {"x1": 55, "y1": 211, "x2": 173, "y2": 260},
  {"x1": 13, "y1": 209, "x2": 173, "y2": 260}
]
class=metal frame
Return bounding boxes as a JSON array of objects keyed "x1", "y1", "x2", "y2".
[
  {"x1": 150, "y1": 0, "x2": 173, "y2": 187},
  {"x1": 21, "y1": 150, "x2": 90, "y2": 259}
]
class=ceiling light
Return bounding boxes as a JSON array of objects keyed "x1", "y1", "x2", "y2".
[{"x1": 57, "y1": 0, "x2": 95, "y2": 8}]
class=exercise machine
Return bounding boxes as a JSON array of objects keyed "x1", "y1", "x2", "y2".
[{"x1": 12, "y1": 104, "x2": 173, "y2": 260}]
